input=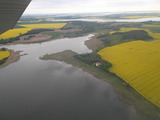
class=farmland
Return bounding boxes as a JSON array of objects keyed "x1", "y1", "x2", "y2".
[
  {"x1": 0, "y1": 23, "x2": 67, "y2": 44},
  {"x1": 97, "y1": 25, "x2": 160, "y2": 108},
  {"x1": 19, "y1": 23, "x2": 67, "y2": 29},
  {"x1": 0, "y1": 49, "x2": 10, "y2": 65},
  {"x1": 0, "y1": 28, "x2": 32, "y2": 40},
  {"x1": 0, "y1": 51, "x2": 10, "y2": 60},
  {"x1": 98, "y1": 39, "x2": 160, "y2": 107}
]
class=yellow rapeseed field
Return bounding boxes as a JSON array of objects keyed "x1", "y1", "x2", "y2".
[
  {"x1": 98, "y1": 40, "x2": 160, "y2": 107},
  {"x1": 0, "y1": 51, "x2": 10, "y2": 60},
  {"x1": 0, "y1": 28, "x2": 32, "y2": 40},
  {"x1": 19, "y1": 23, "x2": 67, "y2": 29},
  {"x1": 0, "y1": 23, "x2": 67, "y2": 40},
  {"x1": 121, "y1": 16, "x2": 158, "y2": 19},
  {"x1": 110, "y1": 28, "x2": 160, "y2": 40}
]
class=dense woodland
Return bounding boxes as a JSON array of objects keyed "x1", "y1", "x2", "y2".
[
  {"x1": 112, "y1": 30, "x2": 153, "y2": 40},
  {"x1": 0, "y1": 57, "x2": 8, "y2": 65}
]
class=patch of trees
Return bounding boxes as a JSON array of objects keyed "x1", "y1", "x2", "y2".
[
  {"x1": 63, "y1": 28, "x2": 94, "y2": 38},
  {"x1": 0, "y1": 48, "x2": 7, "y2": 51},
  {"x1": 24, "y1": 35, "x2": 35, "y2": 40},
  {"x1": 14, "y1": 25, "x2": 26, "y2": 29},
  {"x1": 61, "y1": 22, "x2": 95, "y2": 37},
  {"x1": 96, "y1": 30, "x2": 153, "y2": 47},
  {"x1": 24, "y1": 29, "x2": 53, "y2": 35},
  {"x1": 113, "y1": 30, "x2": 153, "y2": 40},
  {"x1": 74, "y1": 53, "x2": 112, "y2": 71},
  {"x1": 97, "y1": 33, "x2": 110, "y2": 46},
  {"x1": 0, "y1": 37, "x2": 20, "y2": 44},
  {"x1": 71, "y1": 21, "x2": 96, "y2": 32},
  {"x1": 97, "y1": 34, "x2": 109, "y2": 39},
  {"x1": 119, "y1": 23, "x2": 142, "y2": 28},
  {"x1": 0, "y1": 57, "x2": 8, "y2": 65},
  {"x1": 62, "y1": 21, "x2": 116, "y2": 38}
]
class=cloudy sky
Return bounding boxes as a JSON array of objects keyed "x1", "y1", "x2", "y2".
[{"x1": 24, "y1": 0, "x2": 160, "y2": 14}]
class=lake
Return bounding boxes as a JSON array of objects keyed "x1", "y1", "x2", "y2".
[
  {"x1": 48, "y1": 17, "x2": 160, "y2": 22},
  {"x1": 0, "y1": 34, "x2": 139, "y2": 120}
]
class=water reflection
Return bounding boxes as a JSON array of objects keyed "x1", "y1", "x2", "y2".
[{"x1": 0, "y1": 35, "x2": 139, "y2": 120}]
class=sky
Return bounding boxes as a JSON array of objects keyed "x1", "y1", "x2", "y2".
[{"x1": 24, "y1": 0, "x2": 160, "y2": 14}]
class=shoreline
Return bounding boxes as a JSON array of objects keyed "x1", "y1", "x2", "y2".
[
  {"x1": 85, "y1": 35, "x2": 103, "y2": 51},
  {"x1": 9, "y1": 28, "x2": 83, "y2": 45},
  {"x1": 41, "y1": 50, "x2": 160, "y2": 120},
  {"x1": 84, "y1": 36, "x2": 160, "y2": 118},
  {"x1": 0, "y1": 50, "x2": 21, "y2": 68},
  {"x1": 1, "y1": 26, "x2": 160, "y2": 119}
]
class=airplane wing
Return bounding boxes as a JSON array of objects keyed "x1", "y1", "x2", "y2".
[{"x1": 0, "y1": 0, "x2": 31, "y2": 34}]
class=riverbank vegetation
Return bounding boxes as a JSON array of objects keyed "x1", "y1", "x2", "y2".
[{"x1": 74, "y1": 53, "x2": 112, "y2": 71}]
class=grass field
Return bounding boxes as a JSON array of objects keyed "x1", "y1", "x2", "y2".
[
  {"x1": 98, "y1": 40, "x2": 160, "y2": 107},
  {"x1": 20, "y1": 23, "x2": 67, "y2": 29},
  {"x1": 0, "y1": 28, "x2": 32, "y2": 40},
  {"x1": 0, "y1": 51, "x2": 10, "y2": 60}
]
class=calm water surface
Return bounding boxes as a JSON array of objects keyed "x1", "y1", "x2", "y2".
[
  {"x1": 49, "y1": 17, "x2": 160, "y2": 22},
  {"x1": 0, "y1": 35, "x2": 139, "y2": 120}
]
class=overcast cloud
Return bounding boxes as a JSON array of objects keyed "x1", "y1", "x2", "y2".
[{"x1": 24, "y1": 0, "x2": 160, "y2": 14}]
